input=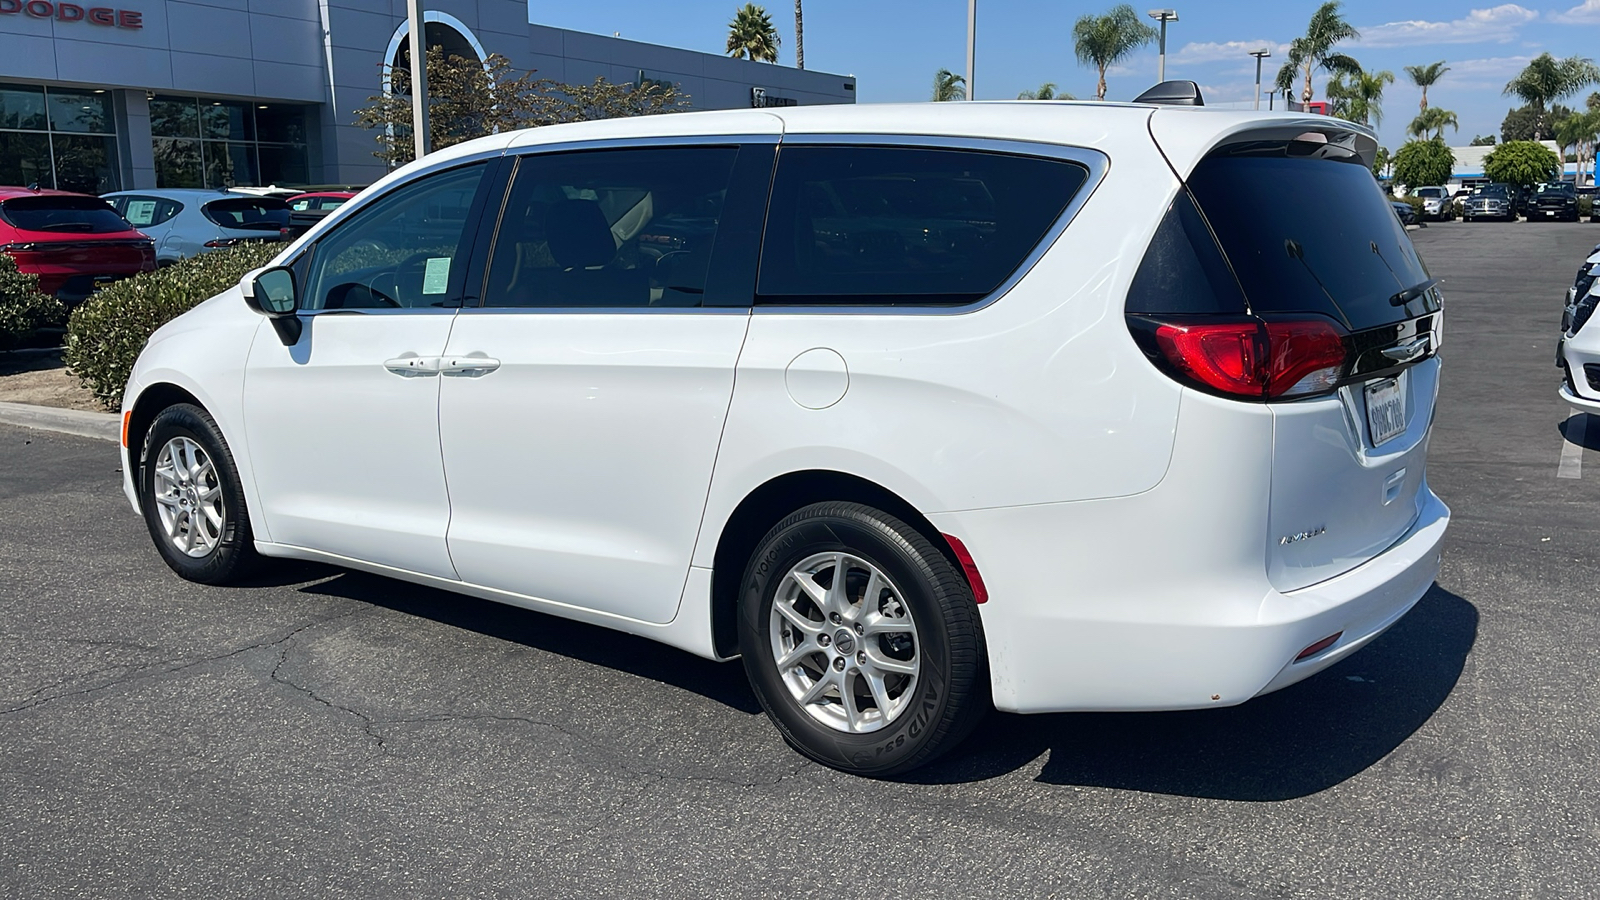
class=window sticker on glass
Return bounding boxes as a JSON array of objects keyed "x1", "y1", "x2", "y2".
[
  {"x1": 126, "y1": 200, "x2": 157, "y2": 226},
  {"x1": 422, "y1": 257, "x2": 451, "y2": 295}
]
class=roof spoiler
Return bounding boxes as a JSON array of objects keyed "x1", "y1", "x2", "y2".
[{"x1": 1134, "y1": 81, "x2": 1204, "y2": 106}]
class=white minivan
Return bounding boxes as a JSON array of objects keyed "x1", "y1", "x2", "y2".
[{"x1": 119, "y1": 98, "x2": 1449, "y2": 775}]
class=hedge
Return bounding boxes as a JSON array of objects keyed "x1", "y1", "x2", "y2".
[
  {"x1": 0, "y1": 254, "x2": 67, "y2": 352},
  {"x1": 65, "y1": 243, "x2": 282, "y2": 409}
]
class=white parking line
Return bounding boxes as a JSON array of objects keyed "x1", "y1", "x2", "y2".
[{"x1": 1558, "y1": 413, "x2": 1591, "y2": 479}]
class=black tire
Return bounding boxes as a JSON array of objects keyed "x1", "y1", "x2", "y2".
[
  {"x1": 139, "y1": 403, "x2": 260, "y2": 584},
  {"x1": 738, "y1": 502, "x2": 988, "y2": 777}
]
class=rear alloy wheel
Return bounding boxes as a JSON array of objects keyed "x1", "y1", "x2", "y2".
[
  {"x1": 738, "y1": 502, "x2": 987, "y2": 776},
  {"x1": 139, "y1": 403, "x2": 259, "y2": 584}
]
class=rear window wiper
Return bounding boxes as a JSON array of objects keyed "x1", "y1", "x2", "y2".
[
  {"x1": 1389, "y1": 277, "x2": 1441, "y2": 307},
  {"x1": 36, "y1": 222, "x2": 96, "y2": 232}
]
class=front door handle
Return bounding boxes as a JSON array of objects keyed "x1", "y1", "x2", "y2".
[
  {"x1": 383, "y1": 355, "x2": 442, "y2": 377},
  {"x1": 441, "y1": 356, "x2": 501, "y2": 377}
]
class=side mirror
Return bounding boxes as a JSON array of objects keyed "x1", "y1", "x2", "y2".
[{"x1": 243, "y1": 266, "x2": 302, "y2": 346}]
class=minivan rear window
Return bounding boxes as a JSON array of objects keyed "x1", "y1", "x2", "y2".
[
  {"x1": 203, "y1": 197, "x2": 290, "y2": 231},
  {"x1": 0, "y1": 196, "x2": 131, "y2": 234},
  {"x1": 1187, "y1": 149, "x2": 1435, "y2": 332},
  {"x1": 756, "y1": 146, "x2": 1088, "y2": 305}
]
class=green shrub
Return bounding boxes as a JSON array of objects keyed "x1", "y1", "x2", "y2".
[
  {"x1": 0, "y1": 254, "x2": 67, "y2": 352},
  {"x1": 65, "y1": 243, "x2": 282, "y2": 409},
  {"x1": 1580, "y1": 196, "x2": 1593, "y2": 218},
  {"x1": 1400, "y1": 195, "x2": 1427, "y2": 216}
]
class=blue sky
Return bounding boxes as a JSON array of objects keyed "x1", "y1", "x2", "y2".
[{"x1": 529, "y1": 1, "x2": 1600, "y2": 150}]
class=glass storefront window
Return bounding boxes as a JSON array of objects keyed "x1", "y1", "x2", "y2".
[
  {"x1": 0, "y1": 132, "x2": 52, "y2": 187},
  {"x1": 0, "y1": 84, "x2": 47, "y2": 131},
  {"x1": 51, "y1": 134, "x2": 119, "y2": 194},
  {"x1": 0, "y1": 82, "x2": 119, "y2": 193},
  {"x1": 201, "y1": 100, "x2": 254, "y2": 142},
  {"x1": 149, "y1": 96, "x2": 200, "y2": 138},
  {"x1": 152, "y1": 96, "x2": 311, "y2": 189},
  {"x1": 153, "y1": 138, "x2": 203, "y2": 189},
  {"x1": 47, "y1": 89, "x2": 114, "y2": 134}
]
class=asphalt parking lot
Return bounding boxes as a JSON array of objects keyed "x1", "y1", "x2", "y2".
[{"x1": 3, "y1": 220, "x2": 1598, "y2": 899}]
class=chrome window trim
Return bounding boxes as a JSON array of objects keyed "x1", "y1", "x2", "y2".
[
  {"x1": 503, "y1": 133, "x2": 781, "y2": 159},
  {"x1": 296, "y1": 306, "x2": 461, "y2": 318},
  {"x1": 456, "y1": 306, "x2": 751, "y2": 317},
  {"x1": 752, "y1": 134, "x2": 1108, "y2": 317}
]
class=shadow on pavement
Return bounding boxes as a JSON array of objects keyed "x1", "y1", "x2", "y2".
[
  {"x1": 296, "y1": 569, "x2": 764, "y2": 715},
  {"x1": 911, "y1": 585, "x2": 1478, "y2": 800},
  {"x1": 1558, "y1": 413, "x2": 1600, "y2": 451}
]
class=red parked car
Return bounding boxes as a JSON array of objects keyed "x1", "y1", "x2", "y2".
[{"x1": 0, "y1": 187, "x2": 157, "y2": 306}]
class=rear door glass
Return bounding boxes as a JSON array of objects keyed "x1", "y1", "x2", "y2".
[
  {"x1": 0, "y1": 196, "x2": 131, "y2": 234},
  {"x1": 757, "y1": 146, "x2": 1088, "y2": 305},
  {"x1": 1187, "y1": 150, "x2": 1435, "y2": 332}
]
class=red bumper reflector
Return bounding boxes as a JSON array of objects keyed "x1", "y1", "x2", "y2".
[
  {"x1": 1294, "y1": 632, "x2": 1343, "y2": 662},
  {"x1": 941, "y1": 533, "x2": 988, "y2": 604}
]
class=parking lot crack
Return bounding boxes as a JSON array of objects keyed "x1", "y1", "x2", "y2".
[{"x1": 0, "y1": 608, "x2": 366, "y2": 718}]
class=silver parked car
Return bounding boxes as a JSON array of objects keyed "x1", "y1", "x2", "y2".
[
  {"x1": 1409, "y1": 185, "x2": 1454, "y2": 221},
  {"x1": 102, "y1": 189, "x2": 288, "y2": 266}
]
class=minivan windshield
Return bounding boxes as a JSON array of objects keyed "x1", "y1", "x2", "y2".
[
  {"x1": 0, "y1": 196, "x2": 132, "y2": 234},
  {"x1": 1188, "y1": 148, "x2": 1436, "y2": 332}
]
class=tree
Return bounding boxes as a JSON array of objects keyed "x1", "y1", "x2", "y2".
[
  {"x1": 726, "y1": 3, "x2": 780, "y2": 63},
  {"x1": 1391, "y1": 139, "x2": 1455, "y2": 188},
  {"x1": 1275, "y1": 1, "x2": 1361, "y2": 105},
  {"x1": 1372, "y1": 146, "x2": 1391, "y2": 180},
  {"x1": 1470, "y1": 134, "x2": 1497, "y2": 146},
  {"x1": 1503, "y1": 53, "x2": 1600, "y2": 138},
  {"x1": 932, "y1": 68, "x2": 966, "y2": 102},
  {"x1": 1072, "y1": 5, "x2": 1158, "y2": 101},
  {"x1": 353, "y1": 48, "x2": 690, "y2": 166},
  {"x1": 1482, "y1": 140, "x2": 1561, "y2": 186},
  {"x1": 1018, "y1": 82, "x2": 1074, "y2": 100},
  {"x1": 1404, "y1": 60, "x2": 1449, "y2": 113},
  {"x1": 1407, "y1": 107, "x2": 1460, "y2": 140},
  {"x1": 1555, "y1": 111, "x2": 1600, "y2": 185},
  {"x1": 1502, "y1": 103, "x2": 1573, "y2": 143},
  {"x1": 1327, "y1": 66, "x2": 1394, "y2": 127},
  {"x1": 793, "y1": 0, "x2": 804, "y2": 69}
]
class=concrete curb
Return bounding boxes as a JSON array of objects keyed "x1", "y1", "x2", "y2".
[{"x1": 0, "y1": 401, "x2": 119, "y2": 443}]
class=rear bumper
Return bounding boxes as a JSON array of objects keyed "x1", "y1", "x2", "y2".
[{"x1": 933, "y1": 487, "x2": 1448, "y2": 715}]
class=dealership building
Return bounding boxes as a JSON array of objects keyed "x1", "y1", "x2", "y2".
[{"x1": 0, "y1": 0, "x2": 855, "y2": 194}]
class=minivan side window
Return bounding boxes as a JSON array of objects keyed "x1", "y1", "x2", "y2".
[
  {"x1": 756, "y1": 146, "x2": 1089, "y2": 305},
  {"x1": 302, "y1": 163, "x2": 486, "y2": 310},
  {"x1": 481, "y1": 146, "x2": 738, "y2": 309}
]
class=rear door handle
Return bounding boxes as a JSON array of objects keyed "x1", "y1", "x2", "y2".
[
  {"x1": 440, "y1": 356, "x2": 501, "y2": 377},
  {"x1": 383, "y1": 355, "x2": 442, "y2": 377},
  {"x1": 1381, "y1": 336, "x2": 1430, "y2": 364}
]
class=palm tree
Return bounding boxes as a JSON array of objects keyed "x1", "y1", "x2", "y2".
[
  {"x1": 726, "y1": 3, "x2": 780, "y2": 63},
  {"x1": 794, "y1": 0, "x2": 804, "y2": 70},
  {"x1": 1275, "y1": 1, "x2": 1361, "y2": 106},
  {"x1": 1404, "y1": 60, "x2": 1449, "y2": 113},
  {"x1": 1327, "y1": 67, "x2": 1394, "y2": 127},
  {"x1": 1407, "y1": 107, "x2": 1460, "y2": 140},
  {"x1": 1554, "y1": 111, "x2": 1600, "y2": 185},
  {"x1": 932, "y1": 68, "x2": 966, "y2": 102},
  {"x1": 1503, "y1": 53, "x2": 1600, "y2": 139},
  {"x1": 1071, "y1": 5, "x2": 1158, "y2": 101},
  {"x1": 1018, "y1": 82, "x2": 1071, "y2": 100}
]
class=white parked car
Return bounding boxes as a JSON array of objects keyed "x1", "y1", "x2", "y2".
[
  {"x1": 103, "y1": 189, "x2": 288, "y2": 265},
  {"x1": 118, "y1": 97, "x2": 1449, "y2": 775},
  {"x1": 1408, "y1": 185, "x2": 1453, "y2": 221},
  {"x1": 1560, "y1": 249, "x2": 1600, "y2": 412}
]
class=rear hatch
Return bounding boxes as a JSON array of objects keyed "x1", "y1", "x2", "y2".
[
  {"x1": 202, "y1": 196, "x2": 290, "y2": 242},
  {"x1": 1136, "y1": 125, "x2": 1442, "y2": 592},
  {"x1": 0, "y1": 195, "x2": 155, "y2": 282}
]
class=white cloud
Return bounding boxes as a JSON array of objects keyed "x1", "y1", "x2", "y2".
[
  {"x1": 1172, "y1": 40, "x2": 1290, "y2": 66},
  {"x1": 1358, "y1": 5, "x2": 1538, "y2": 47},
  {"x1": 1554, "y1": 0, "x2": 1600, "y2": 22},
  {"x1": 1445, "y1": 55, "x2": 1535, "y2": 88}
]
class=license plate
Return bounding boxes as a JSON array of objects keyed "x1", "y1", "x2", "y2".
[
  {"x1": 1365, "y1": 378, "x2": 1406, "y2": 447},
  {"x1": 1546, "y1": 210, "x2": 1558, "y2": 217}
]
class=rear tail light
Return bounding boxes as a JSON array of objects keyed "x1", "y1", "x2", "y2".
[{"x1": 1149, "y1": 317, "x2": 1349, "y2": 400}]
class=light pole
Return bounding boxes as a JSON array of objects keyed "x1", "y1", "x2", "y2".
[
  {"x1": 966, "y1": 0, "x2": 977, "y2": 100},
  {"x1": 1147, "y1": 9, "x2": 1178, "y2": 82},
  {"x1": 1265, "y1": 88, "x2": 1278, "y2": 111},
  {"x1": 1249, "y1": 48, "x2": 1271, "y2": 110},
  {"x1": 407, "y1": 0, "x2": 429, "y2": 158}
]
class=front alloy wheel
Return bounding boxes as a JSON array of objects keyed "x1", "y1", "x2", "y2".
[{"x1": 139, "y1": 403, "x2": 259, "y2": 584}]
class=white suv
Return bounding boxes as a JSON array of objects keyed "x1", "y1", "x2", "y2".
[{"x1": 119, "y1": 100, "x2": 1449, "y2": 775}]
